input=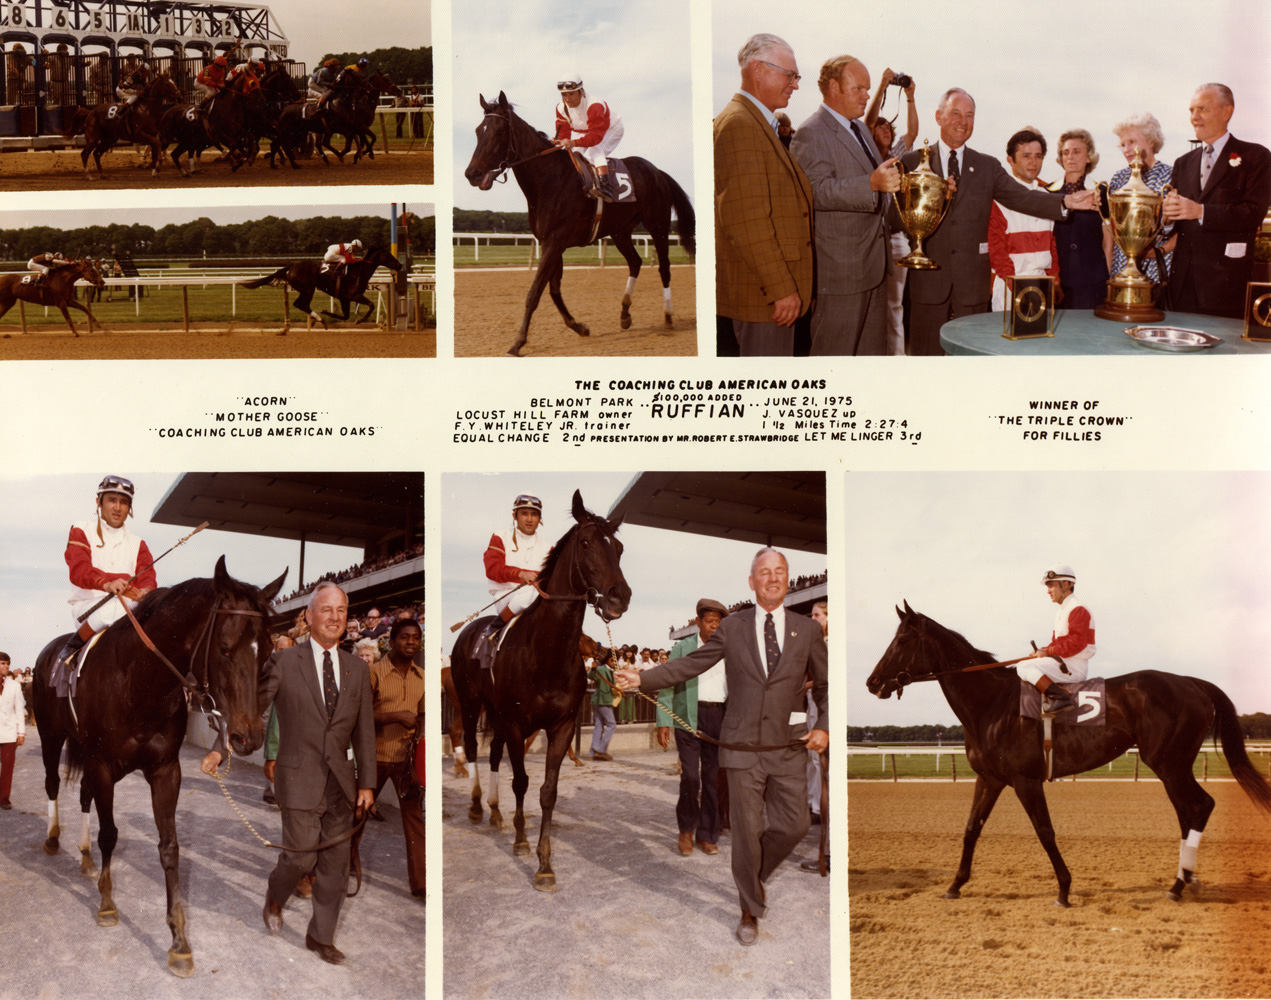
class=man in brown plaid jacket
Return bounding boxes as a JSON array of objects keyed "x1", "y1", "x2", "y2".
[{"x1": 715, "y1": 33, "x2": 815, "y2": 356}]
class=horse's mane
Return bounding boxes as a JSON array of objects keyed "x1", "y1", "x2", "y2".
[
  {"x1": 911, "y1": 611, "x2": 996, "y2": 667},
  {"x1": 129, "y1": 572, "x2": 275, "y2": 627},
  {"x1": 537, "y1": 502, "x2": 616, "y2": 584}
]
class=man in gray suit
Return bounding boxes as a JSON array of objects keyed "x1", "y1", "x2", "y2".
[
  {"x1": 790, "y1": 55, "x2": 900, "y2": 355},
  {"x1": 901, "y1": 88, "x2": 1098, "y2": 355},
  {"x1": 202, "y1": 581, "x2": 375, "y2": 965},
  {"x1": 616, "y1": 549, "x2": 828, "y2": 946}
]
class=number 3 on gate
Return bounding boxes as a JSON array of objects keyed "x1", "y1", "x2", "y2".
[{"x1": 1077, "y1": 690, "x2": 1101, "y2": 722}]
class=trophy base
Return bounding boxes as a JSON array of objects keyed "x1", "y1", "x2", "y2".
[
  {"x1": 1094, "y1": 280, "x2": 1163, "y2": 323},
  {"x1": 898, "y1": 251, "x2": 938, "y2": 270}
]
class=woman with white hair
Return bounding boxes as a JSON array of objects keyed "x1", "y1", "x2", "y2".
[
  {"x1": 1107, "y1": 113, "x2": 1173, "y2": 285},
  {"x1": 353, "y1": 638, "x2": 379, "y2": 666}
]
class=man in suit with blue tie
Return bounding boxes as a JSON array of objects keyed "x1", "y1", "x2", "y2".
[
  {"x1": 790, "y1": 55, "x2": 900, "y2": 355},
  {"x1": 1163, "y1": 83, "x2": 1271, "y2": 318},
  {"x1": 616, "y1": 549, "x2": 828, "y2": 946},
  {"x1": 202, "y1": 581, "x2": 375, "y2": 965}
]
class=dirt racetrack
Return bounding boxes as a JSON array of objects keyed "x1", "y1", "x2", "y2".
[
  {"x1": 455, "y1": 265, "x2": 697, "y2": 357},
  {"x1": 848, "y1": 781, "x2": 1271, "y2": 998},
  {"x1": 0, "y1": 146, "x2": 432, "y2": 190},
  {"x1": 0, "y1": 322, "x2": 435, "y2": 359}
]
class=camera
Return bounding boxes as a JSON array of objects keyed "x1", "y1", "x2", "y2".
[{"x1": 892, "y1": 72, "x2": 913, "y2": 89}]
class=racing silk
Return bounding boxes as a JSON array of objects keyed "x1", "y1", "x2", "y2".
[
  {"x1": 228, "y1": 63, "x2": 260, "y2": 93},
  {"x1": 554, "y1": 95, "x2": 618, "y2": 149},
  {"x1": 1041, "y1": 593, "x2": 1095, "y2": 661},
  {"x1": 484, "y1": 526, "x2": 550, "y2": 601},
  {"x1": 28, "y1": 253, "x2": 68, "y2": 273},
  {"x1": 323, "y1": 243, "x2": 360, "y2": 265},
  {"x1": 309, "y1": 65, "x2": 338, "y2": 93},
  {"x1": 197, "y1": 62, "x2": 227, "y2": 90},
  {"x1": 989, "y1": 176, "x2": 1060, "y2": 312},
  {"x1": 66, "y1": 517, "x2": 156, "y2": 606}
]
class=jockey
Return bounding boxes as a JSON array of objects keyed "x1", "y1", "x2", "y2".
[
  {"x1": 228, "y1": 59, "x2": 262, "y2": 94},
  {"x1": 58, "y1": 477, "x2": 158, "y2": 667},
  {"x1": 194, "y1": 56, "x2": 229, "y2": 110},
  {"x1": 553, "y1": 73, "x2": 625, "y2": 203},
  {"x1": 323, "y1": 239, "x2": 363, "y2": 278},
  {"x1": 27, "y1": 252, "x2": 72, "y2": 283},
  {"x1": 479, "y1": 494, "x2": 551, "y2": 667},
  {"x1": 307, "y1": 57, "x2": 341, "y2": 113},
  {"x1": 115, "y1": 62, "x2": 151, "y2": 105},
  {"x1": 1018, "y1": 564, "x2": 1094, "y2": 713}
]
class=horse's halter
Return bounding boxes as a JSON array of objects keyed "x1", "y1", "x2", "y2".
[{"x1": 534, "y1": 522, "x2": 621, "y2": 623}]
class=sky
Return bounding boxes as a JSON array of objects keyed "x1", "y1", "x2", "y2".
[
  {"x1": 441, "y1": 472, "x2": 825, "y2": 658},
  {"x1": 256, "y1": 0, "x2": 431, "y2": 60},
  {"x1": 713, "y1": 0, "x2": 1270, "y2": 181},
  {"x1": 0, "y1": 203, "x2": 434, "y2": 230},
  {"x1": 844, "y1": 472, "x2": 1271, "y2": 729},
  {"x1": 452, "y1": 0, "x2": 695, "y2": 214},
  {"x1": 0, "y1": 472, "x2": 364, "y2": 672}
]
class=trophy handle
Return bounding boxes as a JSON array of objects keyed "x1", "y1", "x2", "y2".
[
  {"x1": 1095, "y1": 181, "x2": 1109, "y2": 224},
  {"x1": 1152, "y1": 183, "x2": 1176, "y2": 243}
]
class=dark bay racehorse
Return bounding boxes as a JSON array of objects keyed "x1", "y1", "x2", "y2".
[
  {"x1": 866, "y1": 603, "x2": 1271, "y2": 906},
  {"x1": 465, "y1": 92, "x2": 696, "y2": 356},
  {"x1": 323, "y1": 68, "x2": 401, "y2": 163},
  {"x1": 32, "y1": 557, "x2": 286, "y2": 976},
  {"x1": 238, "y1": 246, "x2": 403, "y2": 327},
  {"x1": 71, "y1": 74, "x2": 182, "y2": 180},
  {"x1": 451, "y1": 491, "x2": 630, "y2": 889},
  {"x1": 0, "y1": 259, "x2": 106, "y2": 335}
]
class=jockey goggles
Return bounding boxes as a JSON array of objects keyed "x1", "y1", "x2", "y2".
[
  {"x1": 513, "y1": 494, "x2": 543, "y2": 515},
  {"x1": 556, "y1": 77, "x2": 584, "y2": 93},
  {"x1": 97, "y1": 475, "x2": 135, "y2": 500}
]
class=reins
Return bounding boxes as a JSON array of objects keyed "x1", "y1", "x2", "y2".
[{"x1": 479, "y1": 110, "x2": 564, "y2": 185}]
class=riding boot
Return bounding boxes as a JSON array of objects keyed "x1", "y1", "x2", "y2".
[
  {"x1": 479, "y1": 606, "x2": 516, "y2": 673},
  {"x1": 597, "y1": 169, "x2": 616, "y2": 203},
  {"x1": 59, "y1": 621, "x2": 96, "y2": 668},
  {"x1": 1040, "y1": 680, "x2": 1077, "y2": 713}
]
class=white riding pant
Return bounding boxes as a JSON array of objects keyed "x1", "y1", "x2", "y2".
[
  {"x1": 492, "y1": 584, "x2": 539, "y2": 618},
  {"x1": 70, "y1": 593, "x2": 136, "y2": 632},
  {"x1": 578, "y1": 123, "x2": 623, "y2": 168},
  {"x1": 1017, "y1": 650, "x2": 1093, "y2": 686}
]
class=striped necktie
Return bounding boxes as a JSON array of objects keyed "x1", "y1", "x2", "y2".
[{"x1": 1200, "y1": 144, "x2": 1215, "y2": 190}]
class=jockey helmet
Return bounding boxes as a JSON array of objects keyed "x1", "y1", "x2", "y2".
[
  {"x1": 513, "y1": 494, "x2": 543, "y2": 515},
  {"x1": 357, "y1": 57, "x2": 369, "y2": 68},
  {"x1": 350, "y1": 239, "x2": 363, "y2": 250},
  {"x1": 214, "y1": 56, "x2": 228, "y2": 67},
  {"x1": 556, "y1": 74, "x2": 584, "y2": 93},
  {"x1": 96, "y1": 475, "x2": 135, "y2": 501},
  {"x1": 324, "y1": 57, "x2": 340, "y2": 68},
  {"x1": 1041, "y1": 564, "x2": 1076, "y2": 584}
]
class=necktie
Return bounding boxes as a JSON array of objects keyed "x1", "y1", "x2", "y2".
[
  {"x1": 763, "y1": 613, "x2": 780, "y2": 676},
  {"x1": 850, "y1": 119, "x2": 882, "y2": 212},
  {"x1": 1200, "y1": 144, "x2": 1214, "y2": 189},
  {"x1": 947, "y1": 148, "x2": 960, "y2": 183},
  {"x1": 322, "y1": 650, "x2": 338, "y2": 718}
]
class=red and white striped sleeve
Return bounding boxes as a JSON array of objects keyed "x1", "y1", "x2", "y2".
[{"x1": 483, "y1": 533, "x2": 521, "y2": 584}]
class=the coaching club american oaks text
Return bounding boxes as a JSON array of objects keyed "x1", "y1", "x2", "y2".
[{"x1": 453, "y1": 378, "x2": 922, "y2": 446}]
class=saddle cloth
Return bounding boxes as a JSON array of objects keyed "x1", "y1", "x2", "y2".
[
  {"x1": 1020, "y1": 677, "x2": 1107, "y2": 726},
  {"x1": 480, "y1": 611, "x2": 524, "y2": 675},
  {"x1": 571, "y1": 153, "x2": 637, "y2": 204},
  {"x1": 48, "y1": 630, "x2": 105, "y2": 700}
]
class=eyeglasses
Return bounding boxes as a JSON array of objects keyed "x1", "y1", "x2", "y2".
[
  {"x1": 366, "y1": 613, "x2": 381, "y2": 619},
  {"x1": 760, "y1": 61, "x2": 800, "y2": 85}
]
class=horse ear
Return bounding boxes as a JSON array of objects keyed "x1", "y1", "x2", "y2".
[
  {"x1": 607, "y1": 511, "x2": 624, "y2": 532},
  {"x1": 571, "y1": 489, "x2": 586, "y2": 522},
  {"x1": 214, "y1": 555, "x2": 230, "y2": 586},
  {"x1": 479, "y1": 93, "x2": 491, "y2": 112},
  {"x1": 498, "y1": 90, "x2": 509, "y2": 109},
  {"x1": 902, "y1": 599, "x2": 914, "y2": 616},
  {"x1": 895, "y1": 604, "x2": 905, "y2": 621},
  {"x1": 259, "y1": 567, "x2": 288, "y2": 602}
]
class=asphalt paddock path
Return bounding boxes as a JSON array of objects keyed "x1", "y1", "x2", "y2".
[
  {"x1": 443, "y1": 747, "x2": 829, "y2": 999},
  {"x1": 848, "y1": 781, "x2": 1271, "y2": 999},
  {"x1": 0, "y1": 729, "x2": 425, "y2": 999}
]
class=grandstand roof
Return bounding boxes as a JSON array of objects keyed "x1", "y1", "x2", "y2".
[
  {"x1": 151, "y1": 472, "x2": 422, "y2": 548},
  {"x1": 606, "y1": 471, "x2": 826, "y2": 555}
]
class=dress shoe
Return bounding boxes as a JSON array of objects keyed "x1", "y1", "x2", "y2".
[
  {"x1": 262, "y1": 897, "x2": 283, "y2": 935},
  {"x1": 0, "y1": 802, "x2": 11, "y2": 810},
  {"x1": 800, "y1": 858, "x2": 829, "y2": 873},
  {"x1": 677, "y1": 831, "x2": 693, "y2": 856},
  {"x1": 696, "y1": 838, "x2": 718, "y2": 855},
  {"x1": 736, "y1": 909, "x2": 759, "y2": 946},
  {"x1": 294, "y1": 874, "x2": 315, "y2": 899},
  {"x1": 590, "y1": 751, "x2": 613, "y2": 761},
  {"x1": 305, "y1": 933, "x2": 346, "y2": 965},
  {"x1": 262, "y1": 786, "x2": 276, "y2": 805}
]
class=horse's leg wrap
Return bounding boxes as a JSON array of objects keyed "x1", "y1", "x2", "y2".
[
  {"x1": 47, "y1": 798, "x2": 59, "y2": 838},
  {"x1": 1178, "y1": 828, "x2": 1202, "y2": 878},
  {"x1": 79, "y1": 811, "x2": 92, "y2": 854}
]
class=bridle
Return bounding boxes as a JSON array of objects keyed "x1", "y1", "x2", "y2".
[
  {"x1": 478, "y1": 109, "x2": 562, "y2": 185},
  {"x1": 886, "y1": 616, "x2": 1027, "y2": 695},
  {"x1": 118, "y1": 594, "x2": 267, "y2": 747},
  {"x1": 533, "y1": 522, "x2": 621, "y2": 623}
]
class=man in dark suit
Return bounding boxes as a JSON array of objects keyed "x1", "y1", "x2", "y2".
[
  {"x1": 1164, "y1": 83, "x2": 1271, "y2": 318},
  {"x1": 616, "y1": 549, "x2": 828, "y2": 946},
  {"x1": 202, "y1": 582, "x2": 375, "y2": 966},
  {"x1": 790, "y1": 55, "x2": 900, "y2": 355},
  {"x1": 715, "y1": 33, "x2": 815, "y2": 356},
  {"x1": 901, "y1": 88, "x2": 1098, "y2": 355}
]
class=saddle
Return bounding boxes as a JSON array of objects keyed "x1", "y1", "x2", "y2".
[
  {"x1": 48, "y1": 630, "x2": 105, "y2": 701},
  {"x1": 476, "y1": 613, "x2": 523, "y2": 676},
  {"x1": 566, "y1": 152, "x2": 636, "y2": 205},
  {"x1": 1020, "y1": 677, "x2": 1106, "y2": 781}
]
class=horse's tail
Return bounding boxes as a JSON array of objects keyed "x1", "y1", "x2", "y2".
[
  {"x1": 1198, "y1": 678, "x2": 1271, "y2": 815},
  {"x1": 664, "y1": 172, "x2": 696, "y2": 258},
  {"x1": 60, "y1": 107, "x2": 89, "y2": 138},
  {"x1": 240, "y1": 267, "x2": 289, "y2": 290}
]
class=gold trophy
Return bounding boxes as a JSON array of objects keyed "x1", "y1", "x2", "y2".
[
  {"x1": 896, "y1": 140, "x2": 951, "y2": 269},
  {"x1": 1095, "y1": 151, "x2": 1173, "y2": 321}
]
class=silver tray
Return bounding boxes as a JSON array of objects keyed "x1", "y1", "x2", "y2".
[{"x1": 1123, "y1": 325, "x2": 1222, "y2": 352}]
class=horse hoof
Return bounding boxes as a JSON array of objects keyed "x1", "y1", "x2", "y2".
[
  {"x1": 513, "y1": 842, "x2": 530, "y2": 857},
  {"x1": 620, "y1": 316, "x2": 632, "y2": 330},
  {"x1": 489, "y1": 809, "x2": 504, "y2": 829},
  {"x1": 942, "y1": 890, "x2": 960, "y2": 900},
  {"x1": 534, "y1": 873, "x2": 557, "y2": 892},
  {"x1": 43, "y1": 838, "x2": 60, "y2": 855},
  {"x1": 664, "y1": 315, "x2": 674, "y2": 328},
  {"x1": 81, "y1": 855, "x2": 97, "y2": 878},
  {"x1": 168, "y1": 952, "x2": 194, "y2": 978},
  {"x1": 1054, "y1": 899, "x2": 1071, "y2": 908},
  {"x1": 467, "y1": 805, "x2": 483, "y2": 824},
  {"x1": 455, "y1": 764, "x2": 469, "y2": 778},
  {"x1": 1167, "y1": 888, "x2": 1182, "y2": 901},
  {"x1": 576, "y1": 323, "x2": 591, "y2": 337},
  {"x1": 97, "y1": 909, "x2": 119, "y2": 927}
]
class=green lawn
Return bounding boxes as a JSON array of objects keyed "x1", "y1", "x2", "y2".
[
  {"x1": 453, "y1": 242, "x2": 694, "y2": 268},
  {"x1": 0, "y1": 282, "x2": 436, "y2": 327},
  {"x1": 847, "y1": 747, "x2": 1271, "y2": 781}
]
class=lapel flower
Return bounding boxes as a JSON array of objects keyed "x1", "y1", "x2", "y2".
[{"x1": 1229, "y1": 154, "x2": 1242, "y2": 168}]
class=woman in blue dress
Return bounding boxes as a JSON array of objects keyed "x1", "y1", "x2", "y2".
[
  {"x1": 1107, "y1": 113, "x2": 1174, "y2": 286},
  {"x1": 1050, "y1": 128, "x2": 1111, "y2": 308}
]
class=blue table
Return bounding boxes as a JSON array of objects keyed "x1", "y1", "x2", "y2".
[{"x1": 940, "y1": 310, "x2": 1269, "y2": 356}]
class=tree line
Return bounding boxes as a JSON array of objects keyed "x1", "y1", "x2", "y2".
[
  {"x1": 322, "y1": 46, "x2": 432, "y2": 87},
  {"x1": 0, "y1": 214, "x2": 436, "y2": 262}
]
